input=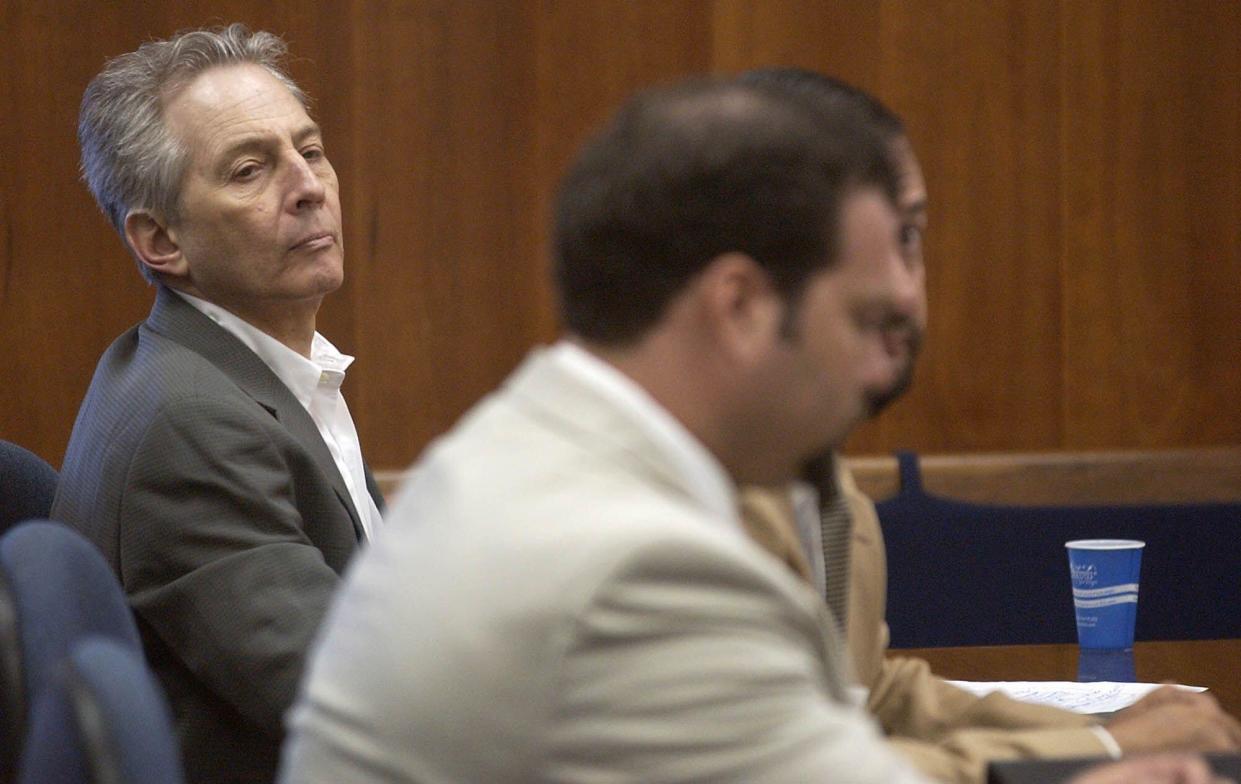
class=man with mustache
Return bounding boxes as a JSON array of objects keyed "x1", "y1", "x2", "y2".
[
  {"x1": 53, "y1": 24, "x2": 381, "y2": 784},
  {"x1": 737, "y1": 69, "x2": 1241, "y2": 784}
]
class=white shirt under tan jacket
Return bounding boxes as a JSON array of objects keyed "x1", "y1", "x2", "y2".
[
  {"x1": 281, "y1": 343, "x2": 926, "y2": 784},
  {"x1": 739, "y1": 465, "x2": 1107, "y2": 784}
]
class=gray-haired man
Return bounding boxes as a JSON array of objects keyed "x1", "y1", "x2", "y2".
[{"x1": 53, "y1": 24, "x2": 381, "y2": 783}]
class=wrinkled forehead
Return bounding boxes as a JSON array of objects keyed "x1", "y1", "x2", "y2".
[
  {"x1": 162, "y1": 60, "x2": 305, "y2": 112},
  {"x1": 164, "y1": 64, "x2": 314, "y2": 166}
]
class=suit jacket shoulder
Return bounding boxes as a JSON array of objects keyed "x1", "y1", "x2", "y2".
[{"x1": 52, "y1": 286, "x2": 366, "y2": 784}]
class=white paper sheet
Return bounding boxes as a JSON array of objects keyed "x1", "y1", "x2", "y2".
[{"x1": 946, "y1": 680, "x2": 1207, "y2": 714}]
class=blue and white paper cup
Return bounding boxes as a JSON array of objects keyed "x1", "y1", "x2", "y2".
[{"x1": 1065, "y1": 539, "x2": 1144, "y2": 650}]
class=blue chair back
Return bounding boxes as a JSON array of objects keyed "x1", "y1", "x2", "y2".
[
  {"x1": 0, "y1": 573, "x2": 19, "y2": 784},
  {"x1": 0, "y1": 521, "x2": 142, "y2": 779},
  {"x1": 0, "y1": 442, "x2": 57, "y2": 534},
  {"x1": 18, "y1": 637, "x2": 184, "y2": 784},
  {"x1": 877, "y1": 451, "x2": 1241, "y2": 648}
]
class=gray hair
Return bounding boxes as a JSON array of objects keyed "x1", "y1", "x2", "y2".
[{"x1": 78, "y1": 23, "x2": 307, "y2": 279}]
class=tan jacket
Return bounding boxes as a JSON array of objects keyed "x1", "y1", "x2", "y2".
[{"x1": 740, "y1": 466, "x2": 1106, "y2": 784}]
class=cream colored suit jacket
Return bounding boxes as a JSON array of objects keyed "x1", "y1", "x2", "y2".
[
  {"x1": 741, "y1": 469, "x2": 1105, "y2": 784},
  {"x1": 281, "y1": 348, "x2": 926, "y2": 784}
]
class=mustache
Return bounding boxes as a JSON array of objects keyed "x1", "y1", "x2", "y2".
[
  {"x1": 865, "y1": 327, "x2": 924, "y2": 417},
  {"x1": 795, "y1": 322, "x2": 924, "y2": 476}
]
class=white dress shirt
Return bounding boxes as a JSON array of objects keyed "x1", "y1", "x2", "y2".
[
  {"x1": 790, "y1": 481, "x2": 828, "y2": 595},
  {"x1": 174, "y1": 291, "x2": 382, "y2": 540}
]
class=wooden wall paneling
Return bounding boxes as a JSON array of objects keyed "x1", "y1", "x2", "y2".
[
  {"x1": 1061, "y1": 1, "x2": 1241, "y2": 449},
  {"x1": 0, "y1": 3, "x2": 155, "y2": 467},
  {"x1": 708, "y1": 0, "x2": 881, "y2": 86},
  {"x1": 1180, "y1": 3, "x2": 1241, "y2": 446},
  {"x1": 847, "y1": 446, "x2": 1241, "y2": 505},
  {"x1": 846, "y1": 1, "x2": 1066, "y2": 455},
  {"x1": 347, "y1": 1, "x2": 547, "y2": 469},
  {"x1": 5, "y1": 1, "x2": 1239, "y2": 473},
  {"x1": 534, "y1": 0, "x2": 713, "y2": 142},
  {"x1": 532, "y1": 0, "x2": 715, "y2": 249}
]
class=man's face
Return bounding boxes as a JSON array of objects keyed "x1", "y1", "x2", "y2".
[
  {"x1": 161, "y1": 64, "x2": 344, "y2": 320},
  {"x1": 750, "y1": 186, "x2": 920, "y2": 478},
  {"x1": 866, "y1": 136, "x2": 928, "y2": 414}
]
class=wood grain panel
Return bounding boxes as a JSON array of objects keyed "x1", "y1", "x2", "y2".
[
  {"x1": 1061, "y1": 1, "x2": 1241, "y2": 450},
  {"x1": 709, "y1": 0, "x2": 881, "y2": 86},
  {"x1": 2, "y1": 1, "x2": 1239, "y2": 473},
  {"x1": 343, "y1": 1, "x2": 550, "y2": 467},
  {"x1": 846, "y1": 447, "x2": 1241, "y2": 505},
  {"x1": 848, "y1": 0, "x2": 1067, "y2": 455},
  {"x1": 1, "y1": 3, "x2": 156, "y2": 466},
  {"x1": 380, "y1": 447, "x2": 1241, "y2": 508}
]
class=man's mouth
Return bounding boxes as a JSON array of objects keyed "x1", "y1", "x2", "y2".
[{"x1": 291, "y1": 232, "x2": 335, "y2": 251}]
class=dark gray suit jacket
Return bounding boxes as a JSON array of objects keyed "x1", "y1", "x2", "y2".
[{"x1": 53, "y1": 286, "x2": 380, "y2": 784}]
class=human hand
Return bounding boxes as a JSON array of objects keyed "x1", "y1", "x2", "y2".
[
  {"x1": 1120, "y1": 686, "x2": 1216, "y2": 717},
  {"x1": 1105, "y1": 689, "x2": 1241, "y2": 753},
  {"x1": 1066, "y1": 753, "x2": 1233, "y2": 784}
]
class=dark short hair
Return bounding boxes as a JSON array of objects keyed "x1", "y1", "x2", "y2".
[
  {"x1": 738, "y1": 68, "x2": 905, "y2": 143},
  {"x1": 553, "y1": 77, "x2": 898, "y2": 346}
]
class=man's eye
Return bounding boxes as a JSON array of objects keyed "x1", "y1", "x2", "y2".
[
  {"x1": 854, "y1": 309, "x2": 888, "y2": 333},
  {"x1": 302, "y1": 147, "x2": 325, "y2": 161},
  {"x1": 233, "y1": 163, "x2": 261, "y2": 180},
  {"x1": 900, "y1": 223, "x2": 923, "y2": 249}
]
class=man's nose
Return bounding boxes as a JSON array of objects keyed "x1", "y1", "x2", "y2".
[
  {"x1": 892, "y1": 265, "x2": 924, "y2": 325},
  {"x1": 881, "y1": 263, "x2": 925, "y2": 354},
  {"x1": 286, "y1": 154, "x2": 326, "y2": 211}
]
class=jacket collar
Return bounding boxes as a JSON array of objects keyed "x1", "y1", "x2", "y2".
[
  {"x1": 143, "y1": 286, "x2": 365, "y2": 539},
  {"x1": 504, "y1": 345, "x2": 740, "y2": 532}
]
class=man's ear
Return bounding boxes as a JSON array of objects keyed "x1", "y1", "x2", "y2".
[
  {"x1": 124, "y1": 210, "x2": 188, "y2": 280},
  {"x1": 696, "y1": 252, "x2": 784, "y2": 362}
]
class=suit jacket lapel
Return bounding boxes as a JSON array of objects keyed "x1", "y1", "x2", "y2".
[
  {"x1": 144, "y1": 286, "x2": 366, "y2": 540},
  {"x1": 364, "y1": 464, "x2": 386, "y2": 514}
]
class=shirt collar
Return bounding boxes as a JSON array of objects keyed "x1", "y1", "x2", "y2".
[
  {"x1": 547, "y1": 341, "x2": 739, "y2": 530},
  {"x1": 172, "y1": 290, "x2": 353, "y2": 409}
]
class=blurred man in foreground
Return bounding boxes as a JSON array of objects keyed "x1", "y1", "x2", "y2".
[
  {"x1": 736, "y1": 68, "x2": 1241, "y2": 783},
  {"x1": 54, "y1": 24, "x2": 381, "y2": 784},
  {"x1": 282, "y1": 76, "x2": 931, "y2": 782}
]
